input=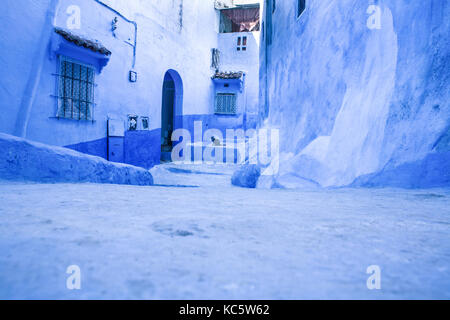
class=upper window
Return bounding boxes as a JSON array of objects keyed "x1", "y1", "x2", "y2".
[
  {"x1": 57, "y1": 56, "x2": 95, "y2": 120},
  {"x1": 215, "y1": 93, "x2": 237, "y2": 115},
  {"x1": 297, "y1": 0, "x2": 306, "y2": 18},
  {"x1": 237, "y1": 36, "x2": 247, "y2": 51},
  {"x1": 219, "y1": 6, "x2": 260, "y2": 33}
]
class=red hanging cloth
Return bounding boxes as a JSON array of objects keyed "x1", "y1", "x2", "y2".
[{"x1": 222, "y1": 8, "x2": 260, "y2": 32}]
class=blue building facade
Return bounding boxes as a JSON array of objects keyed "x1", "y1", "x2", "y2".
[
  {"x1": 258, "y1": 0, "x2": 450, "y2": 188},
  {"x1": 0, "y1": 0, "x2": 261, "y2": 168}
]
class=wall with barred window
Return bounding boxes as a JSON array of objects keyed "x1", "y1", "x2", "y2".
[
  {"x1": 0, "y1": 0, "x2": 212, "y2": 167},
  {"x1": 0, "y1": 0, "x2": 261, "y2": 168}
]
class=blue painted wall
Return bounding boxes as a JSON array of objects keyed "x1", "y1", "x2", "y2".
[
  {"x1": 66, "y1": 137, "x2": 108, "y2": 159},
  {"x1": 124, "y1": 129, "x2": 161, "y2": 169},
  {"x1": 258, "y1": 0, "x2": 450, "y2": 188},
  {"x1": 0, "y1": 0, "x2": 261, "y2": 169},
  {"x1": 0, "y1": 0, "x2": 54, "y2": 135}
]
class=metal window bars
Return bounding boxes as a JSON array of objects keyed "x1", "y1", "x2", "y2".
[
  {"x1": 53, "y1": 57, "x2": 95, "y2": 121},
  {"x1": 215, "y1": 93, "x2": 237, "y2": 115}
]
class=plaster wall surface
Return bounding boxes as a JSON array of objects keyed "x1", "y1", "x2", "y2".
[
  {"x1": 0, "y1": 0, "x2": 251, "y2": 167},
  {"x1": 258, "y1": 0, "x2": 450, "y2": 188}
]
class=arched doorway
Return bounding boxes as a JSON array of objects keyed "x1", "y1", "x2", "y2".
[{"x1": 161, "y1": 70, "x2": 183, "y2": 161}]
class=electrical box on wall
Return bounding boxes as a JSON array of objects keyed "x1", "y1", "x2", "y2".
[
  {"x1": 127, "y1": 115, "x2": 138, "y2": 131},
  {"x1": 141, "y1": 116, "x2": 150, "y2": 130},
  {"x1": 107, "y1": 119, "x2": 125, "y2": 164},
  {"x1": 107, "y1": 119, "x2": 124, "y2": 137},
  {"x1": 126, "y1": 115, "x2": 150, "y2": 131}
]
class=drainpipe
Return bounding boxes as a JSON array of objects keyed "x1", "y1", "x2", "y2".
[
  {"x1": 14, "y1": 0, "x2": 61, "y2": 138},
  {"x1": 243, "y1": 73, "x2": 247, "y2": 131},
  {"x1": 264, "y1": 0, "x2": 270, "y2": 120},
  {"x1": 94, "y1": 0, "x2": 138, "y2": 69}
]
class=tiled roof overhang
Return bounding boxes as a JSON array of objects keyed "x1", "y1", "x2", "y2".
[
  {"x1": 212, "y1": 71, "x2": 244, "y2": 80},
  {"x1": 51, "y1": 28, "x2": 111, "y2": 72},
  {"x1": 55, "y1": 28, "x2": 111, "y2": 56}
]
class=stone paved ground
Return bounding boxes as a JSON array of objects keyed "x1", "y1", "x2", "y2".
[{"x1": 0, "y1": 163, "x2": 449, "y2": 299}]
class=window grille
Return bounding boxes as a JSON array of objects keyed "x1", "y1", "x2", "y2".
[
  {"x1": 215, "y1": 93, "x2": 237, "y2": 115},
  {"x1": 57, "y1": 56, "x2": 95, "y2": 120}
]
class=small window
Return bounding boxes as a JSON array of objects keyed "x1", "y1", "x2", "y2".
[
  {"x1": 297, "y1": 0, "x2": 306, "y2": 18},
  {"x1": 215, "y1": 93, "x2": 237, "y2": 115},
  {"x1": 237, "y1": 36, "x2": 247, "y2": 51},
  {"x1": 57, "y1": 56, "x2": 95, "y2": 120}
]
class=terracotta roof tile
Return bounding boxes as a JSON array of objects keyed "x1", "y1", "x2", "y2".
[
  {"x1": 212, "y1": 71, "x2": 244, "y2": 79},
  {"x1": 55, "y1": 28, "x2": 111, "y2": 56}
]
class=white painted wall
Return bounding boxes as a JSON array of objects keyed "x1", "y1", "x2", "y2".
[{"x1": 218, "y1": 31, "x2": 260, "y2": 116}]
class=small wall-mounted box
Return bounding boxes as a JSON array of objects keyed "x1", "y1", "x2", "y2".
[
  {"x1": 141, "y1": 116, "x2": 150, "y2": 130},
  {"x1": 127, "y1": 115, "x2": 138, "y2": 131},
  {"x1": 107, "y1": 119, "x2": 125, "y2": 137},
  {"x1": 129, "y1": 70, "x2": 137, "y2": 82}
]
